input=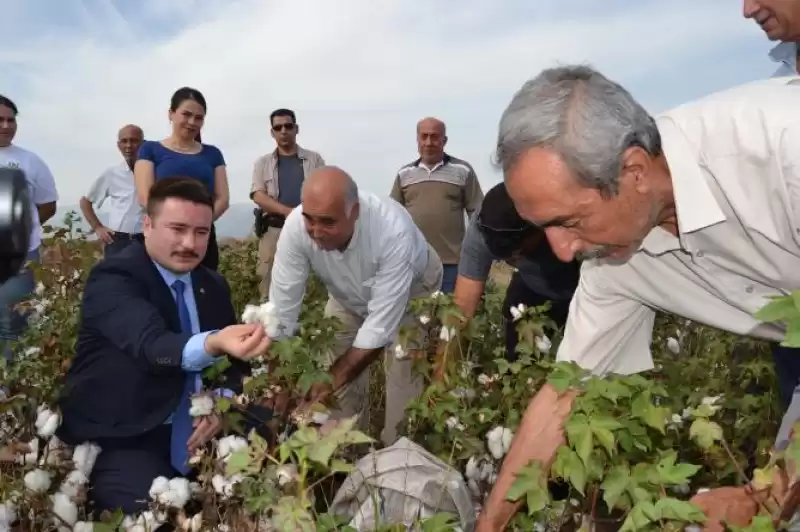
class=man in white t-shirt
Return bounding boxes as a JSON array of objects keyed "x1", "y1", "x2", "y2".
[
  {"x1": 80, "y1": 124, "x2": 145, "y2": 257},
  {"x1": 0, "y1": 95, "x2": 59, "y2": 357}
]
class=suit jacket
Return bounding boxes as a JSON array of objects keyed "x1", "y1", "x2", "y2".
[{"x1": 57, "y1": 241, "x2": 251, "y2": 444}]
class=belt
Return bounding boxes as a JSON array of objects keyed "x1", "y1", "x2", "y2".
[{"x1": 113, "y1": 231, "x2": 141, "y2": 240}]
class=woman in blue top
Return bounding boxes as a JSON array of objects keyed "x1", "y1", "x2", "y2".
[{"x1": 134, "y1": 87, "x2": 230, "y2": 270}]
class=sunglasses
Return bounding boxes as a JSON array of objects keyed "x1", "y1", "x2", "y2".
[{"x1": 272, "y1": 123, "x2": 296, "y2": 132}]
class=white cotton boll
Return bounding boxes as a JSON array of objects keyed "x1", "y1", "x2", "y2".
[
  {"x1": 72, "y1": 442, "x2": 102, "y2": 476},
  {"x1": 684, "y1": 526, "x2": 702, "y2": 532},
  {"x1": 394, "y1": 344, "x2": 409, "y2": 361},
  {"x1": 666, "y1": 337, "x2": 681, "y2": 355},
  {"x1": 148, "y1": 476, "x2": 170, "y2": 500},
  {"x1": 439, "y1": 326, "x2": 455, "y2": 342},
  {"x1": 445, "y1": 416, "x2": 465, "y2": 431},
  {"x1": 59, "y1": 470, "x2": 89, "y2": 500},
  {"x1": 158, "y1": 478, "x2": 191, "y2": 508},
  {"x1": 211, "y1": 474, "x2": 242, "y2": 498},
  {"x1": 449, "y1": 387, "x2": 476, "y2": 400},
  {"x1": 479, "y1": 461, "x2": 496, "y2": 482},
  {"x1": 51, "y1": 492, "x2": 78, "y2": 526},
  {"x1": 419, "y1": 314, "x2": 431, "y2": 325},
  {"x1": 509, "y1": 306, "x2": 523, "y2": 322},
  {"x1": 216, "y1": 435, "x2": 248, "y2": 462},
  {"x1": 24, "y1": 468, "x2": 52, "y2": 493},
  {"x1": 310, "y1": 410, "x2": 330, "y2": 425},
  {"x1": 467, "y1": 478, "x2": 481, "y2": 498},
  {"x1": 277, "y1": 464, "x2": 298, "y2": 487},
  {"x1": 189, "y1": 395, "x2": 214, "y2": 417},
  {"x1": 73, "y1": 522, "x2": 93, "y2": 532},
  {"x1": 486, "y1": 426, "x2": 514, "y2": 460},
  {"x1": 465, "y1": 457, "x2": 480, "y2": 480},
  {"x1": 20, "y1": 438, "x2": 39, "y2": 465},
  {"x1": 241, "y1": 304, "x2": 261, "y2": 325},
  {"x1": 24, "y1": 347, "x2": 42, "y2": 358},
  {"x1": 535, "y1": 335, "x2": 551, "y2": 355},
  {"x1": 0, "y1": 501, "x2": 17, "y2": 526},
  {"x1": 185, "y1": 513, "x2": 202, "y2": 532},
  {"x1": 35, "y1": 407, "x2": 60, "y2": 438}
]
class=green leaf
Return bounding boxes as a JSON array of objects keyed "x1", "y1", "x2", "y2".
[
  {"x1": 601, "y1": 464, "x2": 630, "y2": 510},
  {"x1": 328, "y1": 458, "x2": 354, "y2": 474},
  {"x1": 631, "y1": 393, "x2": 668, "y2": 434},
  {"x1": 420, "y1": 512, "x2": 460, "y2": 532},
  {"x1": 226, "y1": 448, "x2": 252, "y2": 476},
  {"x1": 590, "y1": 416, "x2": 621, "y2": 457},
  {"x1": 654, "y1": 497, "x2": 706, "y2": 523},
  {"x1": 689, "y1": 418, "x2": 723, "y2": 450},
  {"x1": 216, "y1": 396, "x2": 231, "y2": 414},
  {"x1": 754, "y1": 295, "x2": 797, "y2": 323},
  {"x1": 565, "y1": 416, "x2": 593, "y2": 466},
  {"x1": 783, "y1": 315, "x2": 800, "y2": 348},
  {"x1": 552, "y1": 446, "x2": 587, "y2": 494},
  {"x1": 619, "y1": 500, "x2": 658, "y2": 532},
  {"x1": 307, "y1": 439, "x2": 339, "y2": 466},
  {"x1": 505, "y1": 462, "x2": 550, "y2": 515},
  {"x1": 655, "y1": 451, "x2": 702, "y2": 485}
]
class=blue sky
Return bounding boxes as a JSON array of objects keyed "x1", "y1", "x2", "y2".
[{"x1": 0, "y1": 0, "x2": 782, "y2": 206}]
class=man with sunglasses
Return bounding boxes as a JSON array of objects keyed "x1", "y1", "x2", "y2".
[
  {"x1": 454, "y1": 183, "x2": 580, "y2": 361},
  {"x1": 250, "y1": 109, "x2": 326, "y2": 299}
]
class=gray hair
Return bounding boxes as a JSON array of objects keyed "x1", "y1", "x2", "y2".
[{"x1": 495, "y1": 65, "x2": 661, "y2": 197}]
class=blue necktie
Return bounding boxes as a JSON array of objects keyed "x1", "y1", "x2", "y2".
[{"x1": 170, "y1": 279, "x2": 196, "y2": 475}]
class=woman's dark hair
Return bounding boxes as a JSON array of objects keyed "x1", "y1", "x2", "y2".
[
  {"x1": 270, "y1": 108, "x2": 296, "y2": 126},
  {"x1": 477, "y1": 183, "x2": 538, "y2": 258},
  {"x1": 0, "y1": 95, "x2": 18, "y2": 115},
  {"x1": 170, "y1": 87, "x2": 207, "y2": 113},
  {"x1": 170, "y1": 87, "x2": 206, "y2": 142}
]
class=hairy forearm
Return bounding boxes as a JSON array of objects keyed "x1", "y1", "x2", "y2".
[
  {"x1": 330, "y1": 346, "x2": 382, "y2": 391},
  {"x1": 79, "y1": 198, "x2": 103, "y2": 230},
  {"x1": 477, "y1": 384, "x2": 578, "y2": 531}
]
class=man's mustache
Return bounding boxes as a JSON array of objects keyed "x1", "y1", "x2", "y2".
[{"x1": 172, "y1": 251, "x2": 199, "y2": 259}]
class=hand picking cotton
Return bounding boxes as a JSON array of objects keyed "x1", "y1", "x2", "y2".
[{"x1": 241, "y1": 301, "x2": 281, "y2": 338}]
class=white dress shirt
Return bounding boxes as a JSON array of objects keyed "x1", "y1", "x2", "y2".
[
  {"x1": 269, "y1": 191, "x2": 431, "y2": 350},
  {"x1": 85, "y1": 162, "x2": 144, "y2": 234},
  {"x1": 558, "y1": 76, "x2": 800, "y2": 377}
]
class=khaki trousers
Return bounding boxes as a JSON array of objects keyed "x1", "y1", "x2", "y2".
[
  {"x1": 323, "y1": 244, "x2": 443, "y2": 446},
  {"x1": 257, "y1": 227, "x2": 282, "y2": 300}
]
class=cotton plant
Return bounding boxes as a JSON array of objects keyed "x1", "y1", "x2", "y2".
[{"x1": 241, "y1": 300, "x2": 281, "y2": 338}]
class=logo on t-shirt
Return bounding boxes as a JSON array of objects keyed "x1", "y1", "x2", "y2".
[{"x1": 0, "y1": 160, "x2": 20, "y2": 169}]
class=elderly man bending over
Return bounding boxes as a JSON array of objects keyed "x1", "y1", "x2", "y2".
[
  {"x1": 476, "y1": 67, "x2": 800, "y2": 531},
  {"x1": 268, "y1": 166, "x2": 443, "y2": 445}
]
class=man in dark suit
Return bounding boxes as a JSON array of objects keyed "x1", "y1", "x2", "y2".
[{"x1": 57, "y1": 177, "x2": 271, "y2": 515}]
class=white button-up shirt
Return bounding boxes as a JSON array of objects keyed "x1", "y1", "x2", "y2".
[
  {"x1": 558, "y1": 76, "x2": 800, "y2": 374},
  {"x1": 269, "y1": 191, "x2": 432, "y2": 350},
  {"x1": 85, "y1": 162, "x2": 143, "y2": 234}
]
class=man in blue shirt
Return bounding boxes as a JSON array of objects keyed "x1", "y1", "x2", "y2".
[{"x1": 58, "y1": 177, "x2": 271, "y2": 515}]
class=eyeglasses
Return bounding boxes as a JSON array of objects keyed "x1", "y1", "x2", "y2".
[{"x1": 272, "y1": 123, "x2": 296, "y2": 132}]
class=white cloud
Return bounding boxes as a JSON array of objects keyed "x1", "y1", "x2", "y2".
[{"x1": 3, "y1": 0, "x2": 774, "y2": 206}]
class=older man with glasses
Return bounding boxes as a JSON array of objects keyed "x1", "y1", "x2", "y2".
[
  {"x1": 250, "y1": 108, "x2": 326, "y2": 300},
  {"x1": 452, "y1": 183, "x2": 580, "y2": 361}
]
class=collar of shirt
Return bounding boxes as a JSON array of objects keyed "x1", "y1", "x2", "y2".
[
  {"x1": 152, "y1": 260, "x2": 193, "y2": 294},
  {"x1": 414, "y1": 153, "x2": 452, "y2": 173},
  {"x1": 770, "y1": 41, "x2": 798, "y2": 74},
  {"x1": 638, "y1": 117, "x2": 726, "y2": 256}
]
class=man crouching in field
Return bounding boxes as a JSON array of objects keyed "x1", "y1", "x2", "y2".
[{"x1": 266, "y1": 166, "x2": 443, "y2": 446}]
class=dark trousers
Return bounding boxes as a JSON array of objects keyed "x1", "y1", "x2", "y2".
[
  {"x1": 502, "y1": 271, "x2": 572, "y2": 361},
  {"x1": 103, "y1": 232, "x2": 140, "y2": 258},
  {"x1": 772, "y1": 343, "x2": 800, "y2": 411},
  {"x1": 89, "y1": 425, "x2": 179, "y2": 515}
]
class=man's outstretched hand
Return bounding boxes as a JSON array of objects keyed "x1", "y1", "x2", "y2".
[
  {"x1": 205, "y1": 323, "x2": 272, "y2": 361},
  {"x1": 689, "y1": 487, "x2": 761, "y2": 532}
]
